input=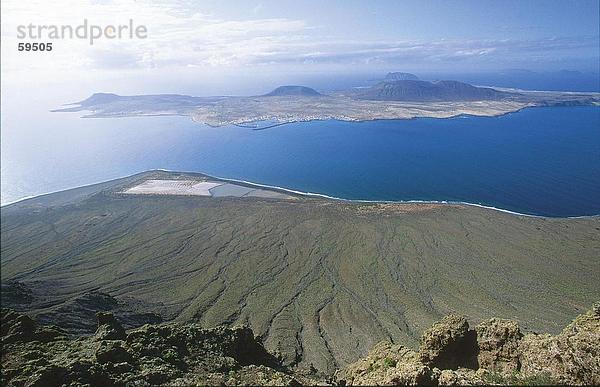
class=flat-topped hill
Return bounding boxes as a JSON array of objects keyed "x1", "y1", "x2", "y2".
[{"x1": 263, "y1": 85, "x2": 322, "y2": 97}]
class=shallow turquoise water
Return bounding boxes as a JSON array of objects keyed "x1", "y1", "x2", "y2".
[{"x1": 2, "y1": 106, "x2": 599, "y2": 217}]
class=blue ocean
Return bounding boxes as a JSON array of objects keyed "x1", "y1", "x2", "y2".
[{"x1": 2, "y1": 104, "x2": 599, "y2": 217}]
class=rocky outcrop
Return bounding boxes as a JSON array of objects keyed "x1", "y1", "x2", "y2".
[
  {"x1": 1, "y1": 309, "x2": 66, "y2": 344},
  {"x1": 33, "y1": 291, "x2": 163, "y2": 334},
  {"x1": 475, "y1": 318, "x2": 522, "y2": 373},
  {"x1": 519, "y1": 303, "x2": 600, "y2": 385},
  {"x1": 94, "y1": 312, "x2": 126, "y2": 340},
  {"x1": 418, "y1": 314, "x2": 478, "y2": 370},
  {"x1": 0, "y1": 281, "x2": 34, "y2": 307},
  {"x1": 337, "y1": 303, "x2": 600, "y2": 386},
  {"x1": 2, "y1": 304, "x2": 598, "y2": 386},
  {"x1": 1, "y1": 309, "x2": 302, "y2": 386},
  {"x1": 1, "y1": 282, "x2": 163, "y2": 335},
  {"x1": 334, "y1": 341, "x2": 438, "y2": 386}
]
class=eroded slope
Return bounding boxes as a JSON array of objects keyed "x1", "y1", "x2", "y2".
[{"x1": 1, "y1": 172, "x2": 599, "y2": 373}]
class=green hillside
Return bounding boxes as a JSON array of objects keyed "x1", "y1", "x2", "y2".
[{"x1": 1, "y1": 171, "x2": 598, "y2": 373}]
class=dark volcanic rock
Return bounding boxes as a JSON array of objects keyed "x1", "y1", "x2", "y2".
[
  {"x1": 33, "y1": 290, "x2": 162, "y2": 334},
  {"x1": 1, "y1": 309, "x2": 302, "y2": 386},
  {"x1": 0, "y1": 281, "x2": 34, "y2": 308},
  {"x1": 1, "y1": 309, "x2": 36, "y2": 343},
  {"x1": 34, "y1": 291, "x2": 120, "y2": 333},
  {"x1": 3, "y1": 305, "x2": 599, "y2": 386},
  {"x1": 26, "y1": 365, "x2": 68, "y2": 387},
  {"x1": 95, "y1": 340, "x2": 132, "y2": 364},
  {"x1": 1, "y1": 309, "x2": 66, "y2": 344},
  {"x1": 94, "y1": 312, "x2": 126, "y2": 341}
]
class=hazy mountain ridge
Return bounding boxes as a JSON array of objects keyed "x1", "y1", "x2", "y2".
[{"x1": 358, "y1": 79, "x2": 511, "y2": 101}]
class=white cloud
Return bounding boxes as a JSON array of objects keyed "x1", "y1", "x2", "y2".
[
  {"x1": 1, "y1": 0, "x2": 597, "y2": 78},
  {"x1": 1, "y1": 0, "x2": 308, "y2": 73}
]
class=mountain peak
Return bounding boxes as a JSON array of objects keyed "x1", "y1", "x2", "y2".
[
  {"x1": 78, "y1": 93, "x2": 120, "y2": 106},
  {"x1": 359, "y1": 79, "x2": 509, "y2": 101},
  {"x1": 264, "y1": 85, "x2": 321, "y2": 97},
  {"x1": 384, "y1": 72, "x2": 419, "y2": 81}
]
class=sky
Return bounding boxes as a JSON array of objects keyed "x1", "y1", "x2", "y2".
[{"x1": 1, "y1": 0, "x2": 599, "y2": 95}]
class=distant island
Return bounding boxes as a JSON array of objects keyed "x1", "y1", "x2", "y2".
[{"x1": 53, "y1": 73, "x2": 600, "y2": 127}]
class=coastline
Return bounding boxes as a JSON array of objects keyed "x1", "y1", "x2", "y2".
[
  {"x1": 146, "y1": 101, "x2": 537, "y2": 127},
  {"x1": 3, "y1": 168, "x2": 599, "y2": 220},
  {"x1": 66, "y1": 102, "x2": 599, "y2": 129},
  {"x1": 52, "y1": 83, "x2": 599, "y2": 127}
]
